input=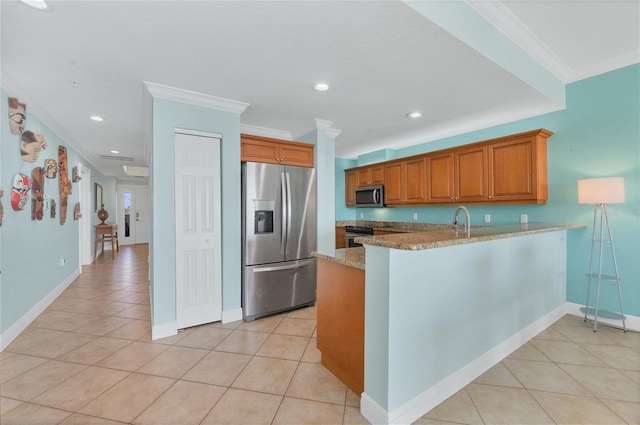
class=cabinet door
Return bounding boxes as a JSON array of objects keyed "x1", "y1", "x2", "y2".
[
  {"x1": 488, "y1": 137, "x2": 539, "y2": 201},
  {"x1": 241, "y1": 137, "x2": 280, "y2": 164},
  {"x1": 405, "y1": 157, "x2": 427, "y2": 204},
  {"x1": 336, "y1": 227, "x2": 346, "y2": 248},
  {"x1": 456, "y1": 146, "x2": 488, "y2": 202},
  {"x1": 345, "y1": 170, "x2": 357, "y2": 207},
  {"x1": 356, "y1": 165, "x2": 384, "y2": 186},
  {"x1": 384, "y1": 162, "x2": 404, "y2": 205},
  {"x1": 280, "y1": 143, "x2": 314, "y2": 168},
  {"x1": 357, "y1": 168, "x2": 372, "y2": 186},
  {"x1": 426, "y1": 153, "x2": 454, "y2": 203}
]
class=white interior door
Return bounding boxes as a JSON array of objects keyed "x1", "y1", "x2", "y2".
[{"x1": 175, "y1": 131, "x2": 222, "y2": 329}]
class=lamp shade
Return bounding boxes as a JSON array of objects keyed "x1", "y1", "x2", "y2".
[{"x1": 578, "y1": 177, "x2": 625, "y2": 204}]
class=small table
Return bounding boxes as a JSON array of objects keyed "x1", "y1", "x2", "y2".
[{"x1": 95, "y1": 223, "x2": 119, "y2": 260}]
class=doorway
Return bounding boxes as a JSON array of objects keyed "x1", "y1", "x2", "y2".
[{"x1": 118, "y1": 185, "x2": 150, "y2": 245}]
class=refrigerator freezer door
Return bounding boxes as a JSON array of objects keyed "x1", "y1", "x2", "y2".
[
  {"x1": 284, "y1": 166, "x2": 316, "y2": 262},
  {"x1": 243, "y1": 162, "x2": 285, "y2": 266},
  {"x1": 242, "y1": 258, "x2": 317, "y2": 321}
]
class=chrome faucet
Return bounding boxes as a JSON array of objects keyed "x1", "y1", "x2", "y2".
[{"x1": 452, "y1": 206, "x2": 471, "y2": 238}]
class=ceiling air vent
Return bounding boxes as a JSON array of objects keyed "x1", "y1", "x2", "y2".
[{"x1": 99, "y1": 154, "x2": 134, "y2": 162}]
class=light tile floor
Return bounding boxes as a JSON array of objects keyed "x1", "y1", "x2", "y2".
[{"x1": 1, "y1": 244, "x2": 638, "y2": 424}]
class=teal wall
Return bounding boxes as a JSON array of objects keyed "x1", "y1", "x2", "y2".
[
  {"x1": 337, "y1": 64, "x2": 640, "y2": 317},
  {"x1": 297, "y1": 129, "x2": 336, "y2": 253},
  {"x1": 149, "y1": 98, "x2": 242, "y2": 327},
  {"x1": 1, "y1": 89, "x2": 116, "y2": 336}
]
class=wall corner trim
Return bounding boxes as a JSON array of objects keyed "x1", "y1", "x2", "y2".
[
  {"x1": 0, "y1": 267, "x2": 81, "y2": 351},
  {"x1": 222, "y1": 308, "x2": 243, "y2": 324},
  {"x1": 143, "y1": 81, "x2": 250, "y2": 113},
  {"x1": 151, "y1": 321, "x2": 178, "y2": 340}
]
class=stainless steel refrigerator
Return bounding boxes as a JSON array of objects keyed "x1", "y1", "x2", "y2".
[{"x1": 242, "y1": 162, "x2": 317, "y2": 321}]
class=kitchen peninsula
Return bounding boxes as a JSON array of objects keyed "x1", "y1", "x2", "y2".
[{"x1": 314, "y1": 221, "x2": 585, "y2": 425}]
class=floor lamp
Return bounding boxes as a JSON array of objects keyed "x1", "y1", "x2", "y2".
[{"x1": 578, "y1": 177, "x2": 626, "y2": 332}]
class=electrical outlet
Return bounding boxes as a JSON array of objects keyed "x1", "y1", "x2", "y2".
[
  {"x1": 59, "y1": 257, "x2": 66, "y2": 266},
  {"x1": 413, "y1": 213, "x2": 418, "y2": 221},
  {"x1": 520, "y1": 214, "x2": 528, "y2": 224},
  {"x1": 484, "y1": 214, "x2": 491, "y2": 223},
  {"x1": 359, "y1": 213, "x2": 364, "y2": 219}
]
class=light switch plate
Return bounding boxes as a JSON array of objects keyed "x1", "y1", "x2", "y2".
[
  {"x1": 413, "y1": 213, "x2": 418, "y2": 221},
  {"x1": 484, "y1": 214, "x2": 491, "y2": 223},
  {"x1": 520, "y1": 214, "x2": 528, "y2": 224}
]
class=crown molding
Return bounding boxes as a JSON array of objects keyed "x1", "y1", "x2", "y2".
[
  {"x1": 143, "y1": 81, "x2": 249, "y2": 113},
  {"x1": 315, "y1": 119, "x2": 333, "y2": 130},
  {"x1": 568, "y1": 50, "x2": 640, "y2": 83},
  {"x1": 240, "y1": 124, "x2": 292, "y2": 140},
  {"x1": 315, "y1": 119, "x2": 342, "y2": 139},
  {"x1": 466, "y1": 0, "x2": 573, "y2": 83}
]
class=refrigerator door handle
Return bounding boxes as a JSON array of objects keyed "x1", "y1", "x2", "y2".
[
  {"x1": 280, "y1": 171, "x2": 287, "y2": 255},
  {"x1": 286, "y1": 172, "x2": 292, "y2": 249},
  {"x1": 253, "y1": 259, "x2": 314, "y2": 273}
]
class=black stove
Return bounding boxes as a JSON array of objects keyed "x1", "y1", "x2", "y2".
[{"x1": 344, "y1": 225, "x2": 374, "y2": 235}]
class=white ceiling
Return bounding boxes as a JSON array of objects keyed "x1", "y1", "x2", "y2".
[{"x1": 2, "y1": 0, "x2": 638, "y2": 181}]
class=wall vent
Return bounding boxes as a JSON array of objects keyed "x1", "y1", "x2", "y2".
[{"x1": 98, "y1": 155, "x2": 134, "y2": 162}]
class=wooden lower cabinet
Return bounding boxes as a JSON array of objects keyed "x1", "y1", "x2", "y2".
[
  {"x1": 335, "y1": 227, "x2": 346, "y2": 248},
  {"x1": 316, "y1": 258, "x2": 364, "y2": 395}
]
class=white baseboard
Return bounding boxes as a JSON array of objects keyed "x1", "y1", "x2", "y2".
[
  {"x1": 0, "y1": 267, "x2": 81, "y2": 351},
  {"x1": 566, "y1": 302, "x2": 640, "y2": 332},
  {"x1": 362, "y1": 304, "x2": 567, "y2": 425},
  {"x1": 222, "y1": 307, "x2": 243, "y2": 324},
  {"x1": 151, "y1": 321, "x2": 177, "y2": 340}
]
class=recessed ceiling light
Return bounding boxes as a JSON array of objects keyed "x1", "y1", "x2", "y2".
[
  {"x1": 110, "y1": 150, "x2": 120, "y2": 154},
  {"x1": 407, "y1": 111, "x2": 422, "y2": 119},
  {"x1": 314, "y1": 82, "x2": 329, "y2": 92},
  {"x1": 19, "y1": 0, "x2": 53, "y2": 11},
  {"x1": 90, "y1": 115, "x2": 104, "y2": 122}
]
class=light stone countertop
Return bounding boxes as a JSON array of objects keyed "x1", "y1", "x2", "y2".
[
  {"x1": 313, "y1": 247, "x2": 366, "y2": 270},
  {"x1": 316, "y1": 222, "x2": 586, "y2": 269}
]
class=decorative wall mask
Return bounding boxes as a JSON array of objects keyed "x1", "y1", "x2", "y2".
[
  {"x1": 73, "y1": 202, "x2": 81, "y2": 221},
  {"x1": 0, "y1": 190, "x2": 4, "y2": 226},
  {"x1": 58, "y1": 146, "x2": 69, "y2": 224},
  {"x1": 11, "y1": 173, "x2": 30, "y2": 211},
  {"x1": 72, "y1": 166, "x2": 81, "y2": 182},
  {"x1": 31, "y1": 167, "x2": 44, "y2": 220},
  {"x1": 35, "y1": 134, "x2": 48, "y2": 151},
  {"x1": 20, "y1": 131, "x2": 44, "y2": 162},
  {"x1": 8, "y1": 97, "x2": 26, "y2": 135},
  {"x1": 44, "y1": 159, "x2": 58, "y2": 178}
]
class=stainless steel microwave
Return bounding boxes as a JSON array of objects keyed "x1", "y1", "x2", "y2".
[{"x1": 355, "y1": 185, "x2": 384, "y2": 208}]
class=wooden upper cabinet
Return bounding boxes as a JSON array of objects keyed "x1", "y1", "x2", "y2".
[
  {"x1": 426, "y1": 153, "x2": 454, "y2": 203},
  {"x1": 241, "y1": 134, "x2": 314, "y2": 168},
  {"x1": 357, "y1": 165, "x2": 384, "y2": 186},
  {"x1": 426, "y1": 147, "x2": 487, "y2": 203},
  {"x1": 455, "y1": 146, "x2": 488, "y2": 202},
  {"x1": 385, "y1": 157, "x2": 426, "y2": 205},
  {"x1": 345, "y1": 170, "x2": 357, "y2": 207},
  {"x1": 488, "y1": 131, "x2": 549, "y2": 203},
  {"x1": 344, "y1": 129, "x2": 551, "y2": 207}
]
